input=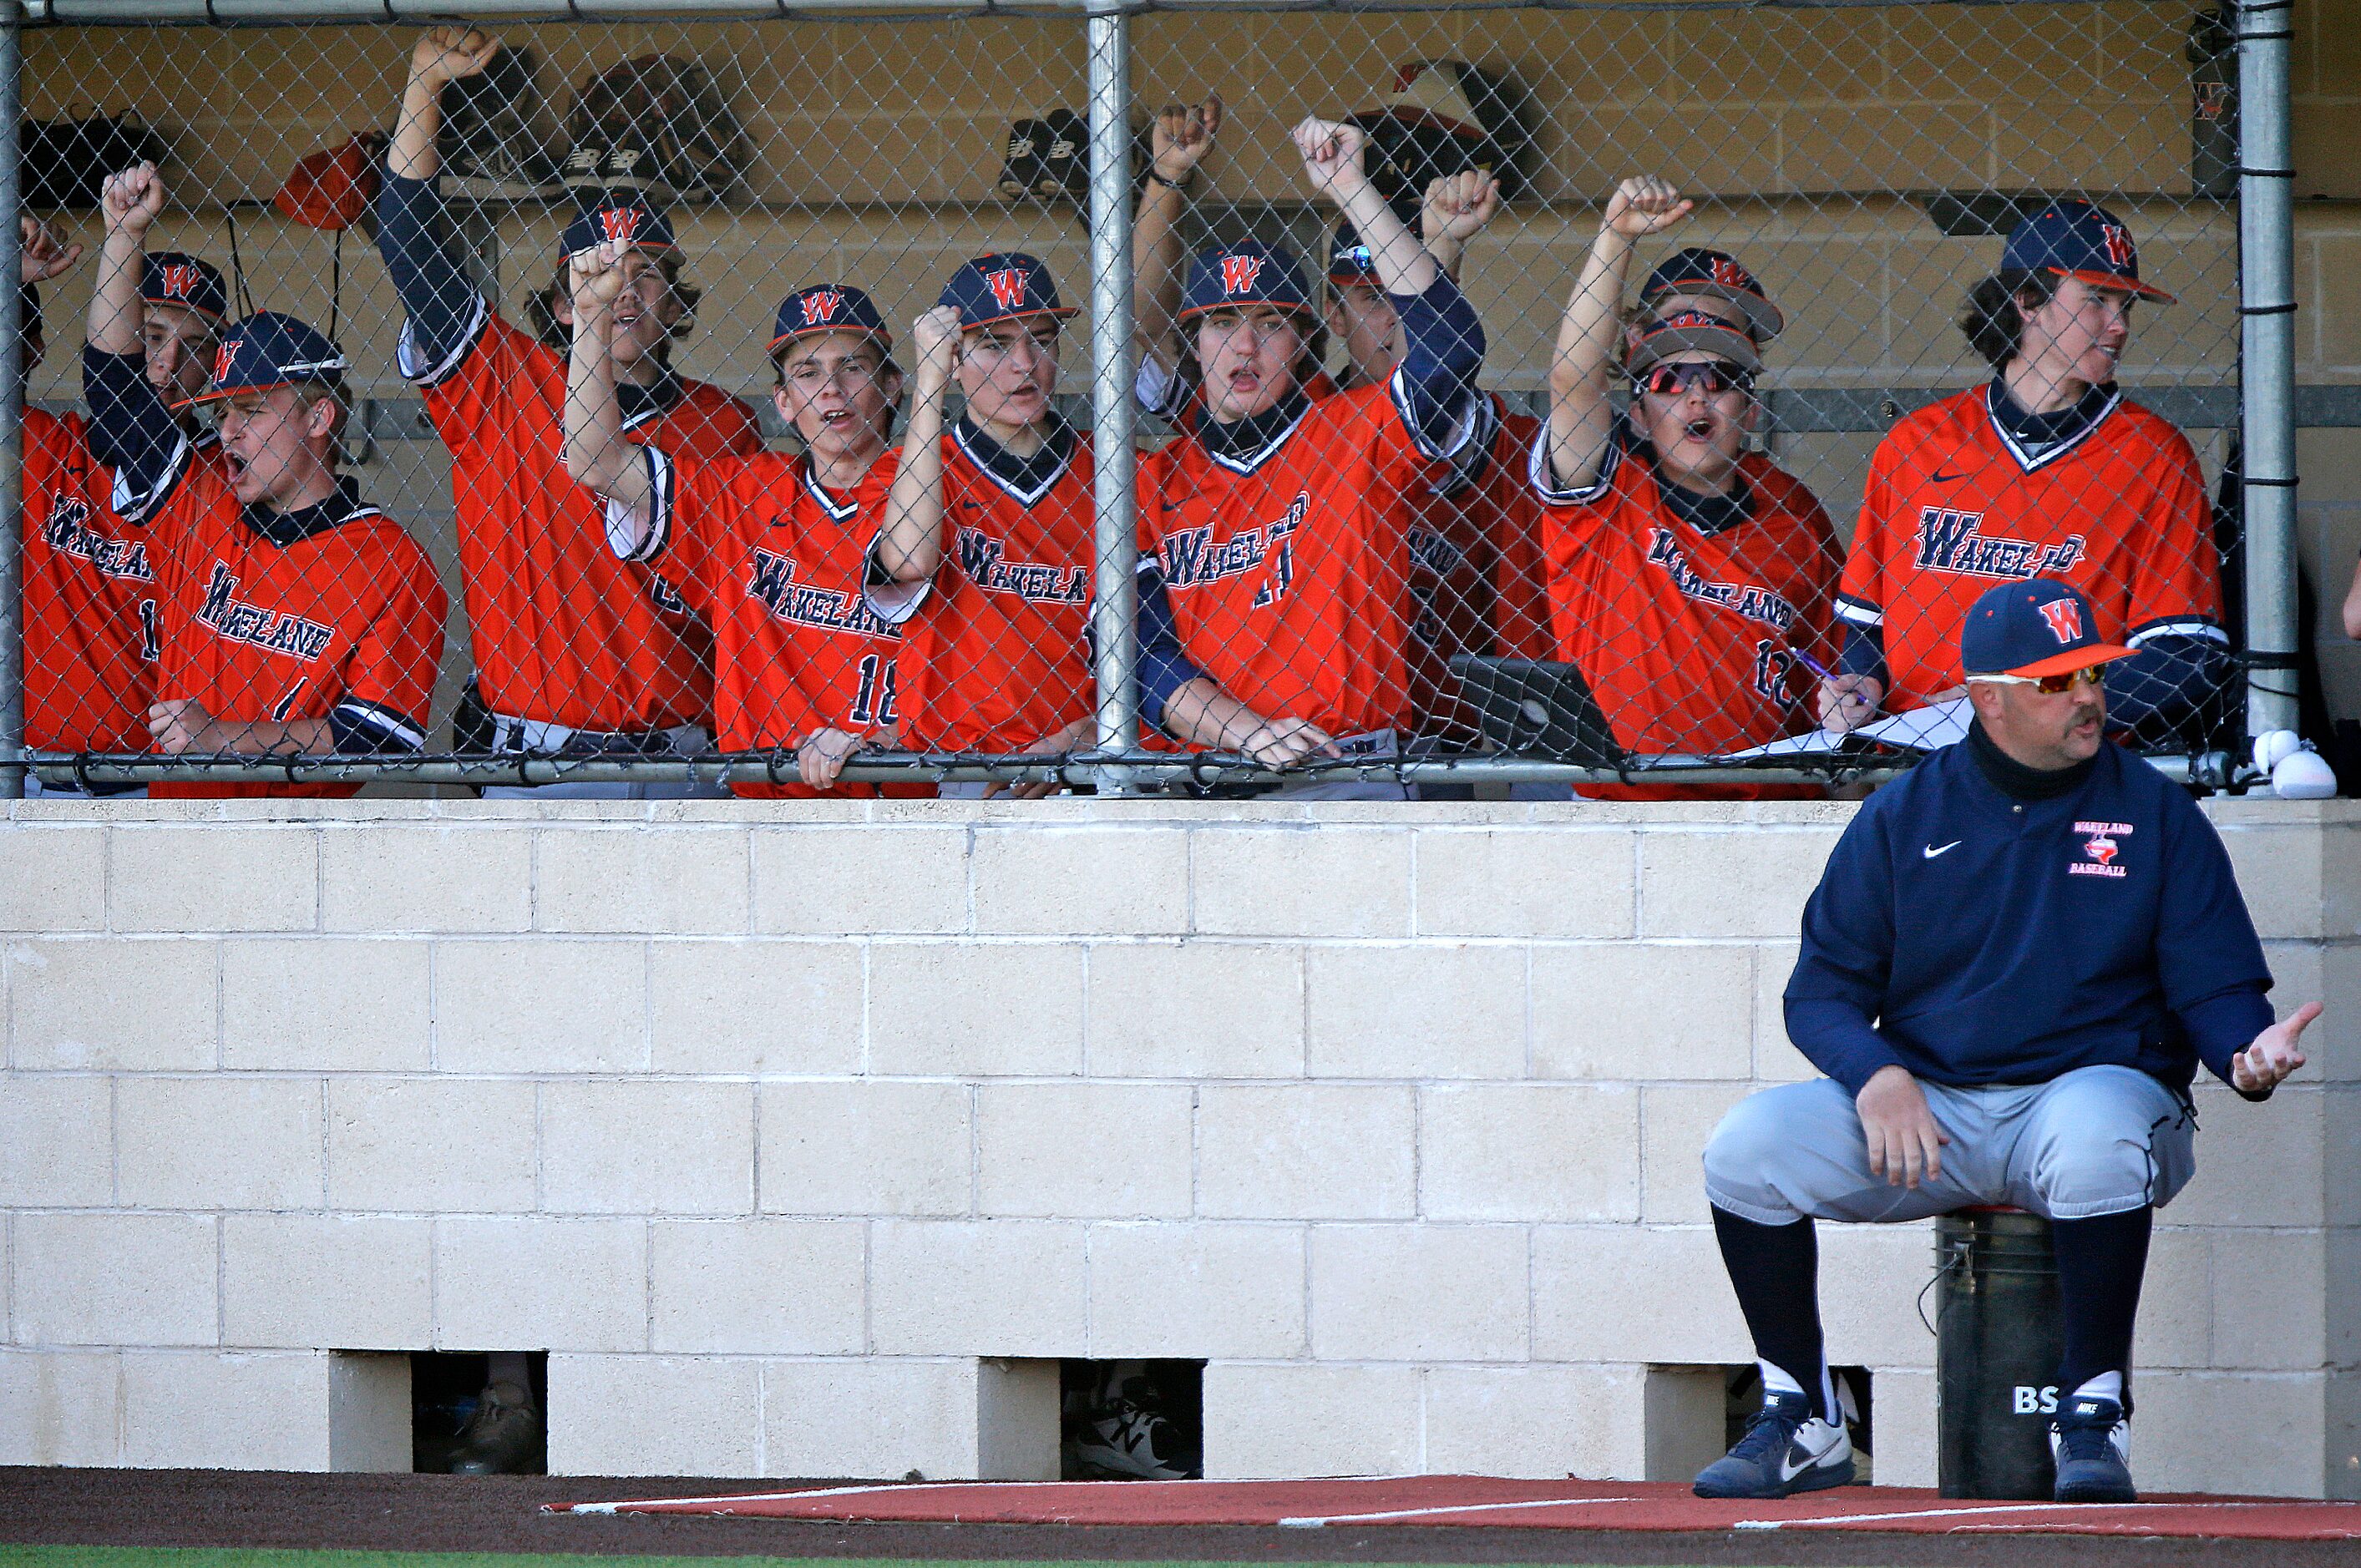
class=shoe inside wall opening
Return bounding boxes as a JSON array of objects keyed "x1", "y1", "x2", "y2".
[
  {"x1": 1726, "y1": 1363, "x2": 1873, "y2": 1481},
  {"x1": 411, "y1": 1349, "x2": 549, "y2": 1476},
  {"x1": 1061, "y1": 1358, "x2": 1204, "y2": 1480}
]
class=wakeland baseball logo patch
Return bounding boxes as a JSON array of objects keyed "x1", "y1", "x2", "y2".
[
  {"x1": 800, "y1": 291, "x2": 843, "y2": 326},
  {"x1": 1220, "y1": 255, "x2": 1265, "y2": 296},
  {"x1": 985, "y1": 268, "x2": 1029, "y2": 311},
  {"x1": 212, "y1": 341, "x2": 237, "y2": 386},
  {"x1": 2069, "y1": 819, "x2": 2132, "y2": 879},
  {"x1": 159, "y1": 262, "x2": 205, "y2": 303},
  {"x1": 598, "y1": 207, "x2": 644, "y2": 245},
  {"x1": 2039, "y1": 598, "x2": 2085, "y2": 645}
]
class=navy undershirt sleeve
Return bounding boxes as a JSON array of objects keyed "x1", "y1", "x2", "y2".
[
  {"x1": 377, "y1": 171, "x2": 479, "y2": 371},
  {"x1": 1837, "y1": 623, "x2": 1890, "y2": 686},
  {"x1": 1136, "y1": 569, "x2": 1206, "y2": 730},
  {"x1": 1391, "y1": 273, "x2": 1485, "y2": 451},
  {"x1": 82, "y1": 344, "x2": 184, "y2": 505}
]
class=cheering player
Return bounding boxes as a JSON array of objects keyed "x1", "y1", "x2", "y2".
[
  {"x1": 380, "y1": 26, "x2": 762, "y2": 796},
  {"x1": 84, "y1": 165, "x2": 446, "y2": 801},
  {"x1": 565, "y1": 254, "x2": 923, "y2": 797},
  {"x1": 873, "y1": 254, "x2": 1095, "y2": 787},
  {"x1": 1821, "y1": 200, "x2": 2227, "y2": 742},
  {"x1": 1128, "y1": 117, "x2": 1485, "y2": 792},
  {"x1": 1529, "y1": 175, "x2": 1840, "y2": 795}
]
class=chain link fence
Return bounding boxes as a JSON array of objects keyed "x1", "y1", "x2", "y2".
[{"x1": 2, "y1": 0, "x2": 2298, "y2": 798}]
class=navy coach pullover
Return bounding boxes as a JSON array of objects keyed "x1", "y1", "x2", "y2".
[{"x1": 1785, "y1": 728, "x2": 2273, "y2": 1095}]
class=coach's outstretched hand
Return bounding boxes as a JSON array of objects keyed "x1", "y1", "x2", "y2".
[
  {"x1": 1857, "y1": 1064, "x2": 1948, "y2": 1187},
  {"x1": 2232, "y1": 1000, "x2": 2319, "y2": 1096}
]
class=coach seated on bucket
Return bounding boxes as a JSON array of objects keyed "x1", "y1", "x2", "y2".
[{"x1": 1695, "y1": 577, "x2": 2318, "y2": 1507}]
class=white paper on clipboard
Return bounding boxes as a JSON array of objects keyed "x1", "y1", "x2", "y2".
[{"x1": 1724, "y1": 697, "x2": 1973, "y2": 759}]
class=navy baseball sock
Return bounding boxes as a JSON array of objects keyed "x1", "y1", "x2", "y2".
[
  {"x1": 2051, "y1": 1206, "x2": 2154, "y2": 1415},
  {"x1": 1710, "y1": 1205, "x2": 1836, "y2": 1424}
]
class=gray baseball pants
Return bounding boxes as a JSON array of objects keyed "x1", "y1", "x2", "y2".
[{"x1": 1703, "y1": 1065, "x2": 2196, "y2": 1227}]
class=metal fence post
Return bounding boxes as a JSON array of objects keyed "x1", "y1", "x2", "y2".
[
  {"x1": 1085, "y1": 0, "x2": 1139, "y2": 794},
  {"x1": 2238, "y1": 0, "x2": 2299, "y2": 741},
  {"x1": 0, "y1": 0, "x2": 23, "y2": 801}
]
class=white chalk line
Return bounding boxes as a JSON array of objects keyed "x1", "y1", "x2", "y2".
[{"x1": 1278, "y1": 1497, "x2": 1640, "y2": 1528}]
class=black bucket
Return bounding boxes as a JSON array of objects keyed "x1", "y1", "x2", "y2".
[{"x1": 1934, "y1": 1208, "x2": 2064, "y2": 1500}]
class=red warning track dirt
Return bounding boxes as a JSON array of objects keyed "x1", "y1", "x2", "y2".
[
  {"x1": 11, "y1": 1467, "x2": 2361, "y2": 1568},
  {"x1": 544, "y1": 1474, "x2": 2361, "y2": 1541}
]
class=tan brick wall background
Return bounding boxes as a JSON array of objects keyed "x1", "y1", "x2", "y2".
[{"x1": 0, "y1": 799, "x2": 2353, "y2": 1490}]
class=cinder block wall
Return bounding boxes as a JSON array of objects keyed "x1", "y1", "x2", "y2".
[{"x1": 0, "y1": 799, "x2": 2352, "y2": 1494}]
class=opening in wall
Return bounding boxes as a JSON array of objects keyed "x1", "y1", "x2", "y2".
[
  {"x1": 411, "y1": 1350, "x2": 547, "y2": 1475},
  {"x1": 1643, "y1": 1363, "x2": 1874, "y2": 1484},
  {"x1": 1060, "y1": 1358, "x2": 1204, "y2": 1480}
]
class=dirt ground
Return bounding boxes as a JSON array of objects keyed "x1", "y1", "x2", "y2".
[{"x1": 6, "y1": 1470, "x2": 2361, "y2": 1568}]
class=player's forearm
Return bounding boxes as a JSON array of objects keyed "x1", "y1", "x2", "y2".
[
  {"x1": 389, "y1": 74, "x2": 444, "y2": 183},
  {"x1": 878, "y1": 380, "x2": 950, "y2": 584},
  {"x1": 1340, "y1": 180, "x2": 1439, "y2": 300},
  {"x1": 180, "y1": 716, "x2": 337, "y2": 757},
  {"x1": 562, "y1": 315, "x2": 643, "y2": 503},
  {"x1": 1158, "y1": 678, "x2": 1269, "y2": 752},
  {"x1": 1131, "y1": 180, "x2": 1187, "y2": 362},
  {"x1": 87, "y1": 229, "x2": 145, "y2": 357}
]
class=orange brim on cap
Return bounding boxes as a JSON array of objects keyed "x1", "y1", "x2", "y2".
[
  {"x1": 2004, "y1": 642, "x2": 2138, "y2": 680},
  {"x1": 2049, "y1": 267, "x2": 2175, "y2": 305}
]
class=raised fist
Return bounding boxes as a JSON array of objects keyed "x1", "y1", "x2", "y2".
[
  {"x1": 1422, "y1": 171, "x2": 1502, "y2": 248},
  {"x1": 912, "y1": 304, "x2": 964, "y2": 382},
  {"x1": 1292, "y1": 118, "x2": 1370, "y2": 200},
  {"x1": 1604, "y1": 175, "x2": 1695, "y2": 240},
  {"x1": 567, "y1": 240, "x2": 633, "y2": 318},
  {"x1": 1151, "y1": 94, "x2": 1223, "y2": 185},
  {"x1": 410, "y1": 26, "x2": 500, "y2": 91},
  {"x1": 100, "y1": 164, "x2": 165, "y2": 240}
]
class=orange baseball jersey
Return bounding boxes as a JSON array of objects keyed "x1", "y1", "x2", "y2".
[
  {"x1": 145, "y1": 469, "x2": 447, "y2": 800},
  {"x1": 22, "y1": 407, "x2": 162, "y2": 753},
  {"x1": 1838, "y1": 385, "x2": 2224, "y2": 709},
  {"x1": 400, "y1": 296, "x2": 763, "y2": 732},
  {"x1": 897, "y1": 426, "x2": 1095, "y2": 755},
  {"x1": 1529, "y1": 430, "x2": 1842, "y2": 791},
  {"x1": 624, "y1": 446, "x2": 918, "y2": 799},
  {"x1": 1137, "y1": 379, "x2": 1447, "y2": 740}
]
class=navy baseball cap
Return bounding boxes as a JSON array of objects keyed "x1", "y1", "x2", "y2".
[
  {"x1": 2001, "y1": 199, "x2": 2173, "y2": 304},
  {"x1": 1627, "y1": 307, "x2": 1762, "y2": 375},
  {"x1": 938, "y1": 252, "x2": 1077, "y2": 331},
  {"x1": 1178, "y1": 240, "x2": 1314, "y2": 324},
  {"x1": 557, "y1": 190, "x2": 678, "y2": 260},
  {"x1": 1959, "y1": 579, "x2": 2136, "y2": 680},
  {"x1": 770, "y1": 284, "x2": 893, "y2": 358},
  {"x1": 1327, "y1": 225, "x2": 1377, "y2": 286},
  {"x1": 1639, "y1": 247, "x2": 1784, "y2": 343},
  {"x1": 175, "y1": 311, "x2": 347, "y2": 411},
  {"x1": 141, "y1": 252, "x2": 229, "y2": 326}
]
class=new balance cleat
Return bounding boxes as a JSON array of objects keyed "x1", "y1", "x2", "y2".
[
  {"x1": 1693, "y1": 1388, "x2": 1856, "y2": 1500},
  {"x1": 2051, "y1": 1394, "x2": 2136, "y2": 1504}
]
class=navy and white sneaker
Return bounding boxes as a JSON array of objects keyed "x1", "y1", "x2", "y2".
[
  {"x1": 1693, "y1": 1388, "x2": 1856, "y2": 1500},
  {"x1": 2051, "y1": 1394, "x2": 2136, "y2": 1504},
  {"x1": 1074, "y1": 1378, "x2": 1199, "y2": 1479}
]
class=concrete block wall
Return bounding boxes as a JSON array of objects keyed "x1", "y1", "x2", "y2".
[{"x1": 0, "y1": 797, "x2": 2353, "y2": 1495}]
